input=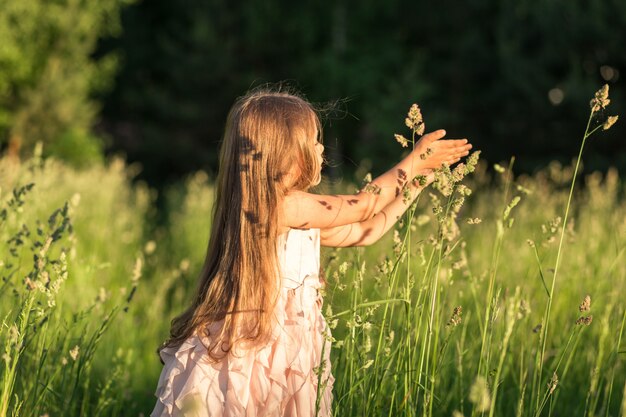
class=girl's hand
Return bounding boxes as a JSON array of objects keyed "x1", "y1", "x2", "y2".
[{"x1": 412, "y1": 129, "x2": 472, "y2": 170}]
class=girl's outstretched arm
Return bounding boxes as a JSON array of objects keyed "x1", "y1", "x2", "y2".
[
  {"x1": 282, "y1": 130, "x2": 470, "y2": 230},
  {"x1": 319, "y1": 171, "x2": 434, "y2": 247}
]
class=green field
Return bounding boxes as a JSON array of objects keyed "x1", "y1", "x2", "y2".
[{"x1": 1, "y1": 105, "x2": 624, "y2": 416}]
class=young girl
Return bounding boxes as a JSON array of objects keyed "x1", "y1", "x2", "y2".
[{"x1": 151, "y1": 88, "x2": 472, "y2": 417}]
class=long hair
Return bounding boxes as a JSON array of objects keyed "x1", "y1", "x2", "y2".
[{"x1": 163, "y1": 88, "x2": 322, "y2": 361}]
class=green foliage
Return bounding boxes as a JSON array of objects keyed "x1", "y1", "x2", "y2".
[
  {"x1": 322, "y1": 163, "x2": 625, "y2": 417},
  {"x1": 0, "y1": 150, "x2": 625, "y2": 416},
  {"x1": 1, "y1": 92, "x2": 624, "y2": 415},
  {"x1": 0, "y1": 151, "x2": 153, "y2": 416},
  {"x1": 0, "y1": 0, "x2": 129, "y2": 163},
  {"x1": 45, "y1": 131, "x2": 105, "y2": 168}
]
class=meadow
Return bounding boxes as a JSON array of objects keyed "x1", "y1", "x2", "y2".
[{"x1": 0, "y1": 87, "x2": 624, "y2": 417}]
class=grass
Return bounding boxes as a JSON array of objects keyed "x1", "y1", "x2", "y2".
[{"x1": 0, "y1": 87, "x2": 624, "y2": 416}]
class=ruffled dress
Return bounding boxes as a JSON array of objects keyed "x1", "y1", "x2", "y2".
[{"x1": 151, "y1": 228, "x2": 334, "y2": 417}]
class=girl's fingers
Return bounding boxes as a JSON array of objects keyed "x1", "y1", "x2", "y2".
[
  {"x1": 430, "y1": 140, "x2": 470, "y2": 152},
  {"x1": 423, "y1": 129, "x2": 447, "y2": 144},
  {"x1": 426, "y1": 138, "x2": 471, "y2": 166},
  {"x1": 441, "y1": 149, "x2": 470, "y2": 161},
  {"x1": 438, "y1": 139, "x2": 468, "y2": 148}
]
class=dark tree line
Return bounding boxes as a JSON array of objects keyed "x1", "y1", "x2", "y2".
[{"x1": 2, "y1": 0, "x2": 625, "y2": 186}]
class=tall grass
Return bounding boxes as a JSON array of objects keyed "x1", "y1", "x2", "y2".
[
  {"x1": 0, "y1": 149, "x2": 150, "y2": 417},
  {"x1": 0, "y1": 87, "x2": 624, "y2": 416},
  {"x1": 325, "y1": 85, "x2": 623, "y2": 417}
]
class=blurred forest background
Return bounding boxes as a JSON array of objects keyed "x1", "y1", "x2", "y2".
[{"x1": 1, "y1": 0, "x2": 624, "y2": 189}]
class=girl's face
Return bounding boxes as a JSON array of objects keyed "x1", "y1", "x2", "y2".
[{"x1": 312, "y1": 134, "x2": 324, "y2": 185}]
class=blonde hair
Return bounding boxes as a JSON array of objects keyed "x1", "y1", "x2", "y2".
[{"x1": 163, "y1": 88, "x2": 322, "y2": 361}]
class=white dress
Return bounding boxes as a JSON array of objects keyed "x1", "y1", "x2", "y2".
[{"x1": 151, "y1": 228, "x2": 334, "y2": 417}]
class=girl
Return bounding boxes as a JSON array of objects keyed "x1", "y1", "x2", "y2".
[{"x1": 151, "y1": 88, "x2": 472, "y2": 417}]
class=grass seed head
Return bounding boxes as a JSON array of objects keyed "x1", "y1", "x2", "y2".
[
  {"x1": 457, "y1": 184, "x2": 472, "y2": 196},
  {"x1": 392, "y1": 230, "x2": 403, "y2": 255},
  {"x1": 9, "y1": 325, "x2": 19, "y2": 344},
  {"x1": 402, "y1": 184, "x2": 412, "y2": 204},
  {"x1": 412, "y1": 174, "x2": 428, "y2": 187},
  {"x1": 548, "y1": 372, "x2": 559, "y2": 395},
  {"x1": 516, "y1": 184, "x2": 532, "y2": 195},
  {"x1": 364, "y1": 334, "x2": 372, "y2": 353},
  {"x1": 469, "y1": 376, "x2": 491, "y2": 412},
  {"x1": 452, "y1": 163, "x2": 467, "y2": 182},
  {"x1": 465, "y1": 151, "x2": 481, "y2": 173},
  {"x1": 579, "y1": 295, "x2": 591, "y2": 312},
  {"x1": 69, "y1": 345, "x2": 80, "y2": 361},
  {"x1": 452, "y1": 258, "x2": 466, "y2": 270},
  {"x1": 394, "y1": 134, "x2": 409, "y2": 148},
  {"x1": 451, "y1": 197, "x2": 465, "y2": 213},
  {"x1": 447, "y1": 306, "x2": 463, "y2": 327},
  {"x1": 405, "y1": 104, "x2": 425, "y2": 135},
  {"x1": 24, "y1": 277, "x2": 37, "y2": 291},
  {"x1": 590, "y1": 84, "x2": 610, "y2": 112},
  {"x1": 362, "y1": 182, "x2": 382, "y2": 195},
  {"x1": 503, "y1": 196, "x2": 521, "y2": 220},
  {"x1": 518, "y1": 299, "x2": 531, "y2": 319},
  {"x1": 603, "y1": 115, "x2": 618, "y2": 130},
  {"x1": 433, "y1": 165, "x2": 454, "y2": 197}
]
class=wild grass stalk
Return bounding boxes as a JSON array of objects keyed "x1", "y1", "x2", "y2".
[
  {"x1": 604, "y1": 310, "x2": 626, "y2": 417},
  {"x1": 476, "y1": 158, "x2": 516, "y2": 378},
  {"x1": 488, "y1": 288, "x2": 521, "y2": 417},
  {"x1": 473, "y1": 158, "x2": 519, "y2": 417},
  {"x1": 584, "y1": 306, "x2": 611, "y2": 417},
  {"x1": 534, "y1": 85, "x2": 619, "y2": 416}
]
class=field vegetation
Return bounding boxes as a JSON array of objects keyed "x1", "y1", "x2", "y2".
[{"x1": 0, "y1": 88, "x2": 624, "y2": 416}]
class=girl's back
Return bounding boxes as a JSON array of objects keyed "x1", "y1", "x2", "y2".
[{"x1": 151, "y1": 227, "x2": 333, "y2": 417}]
